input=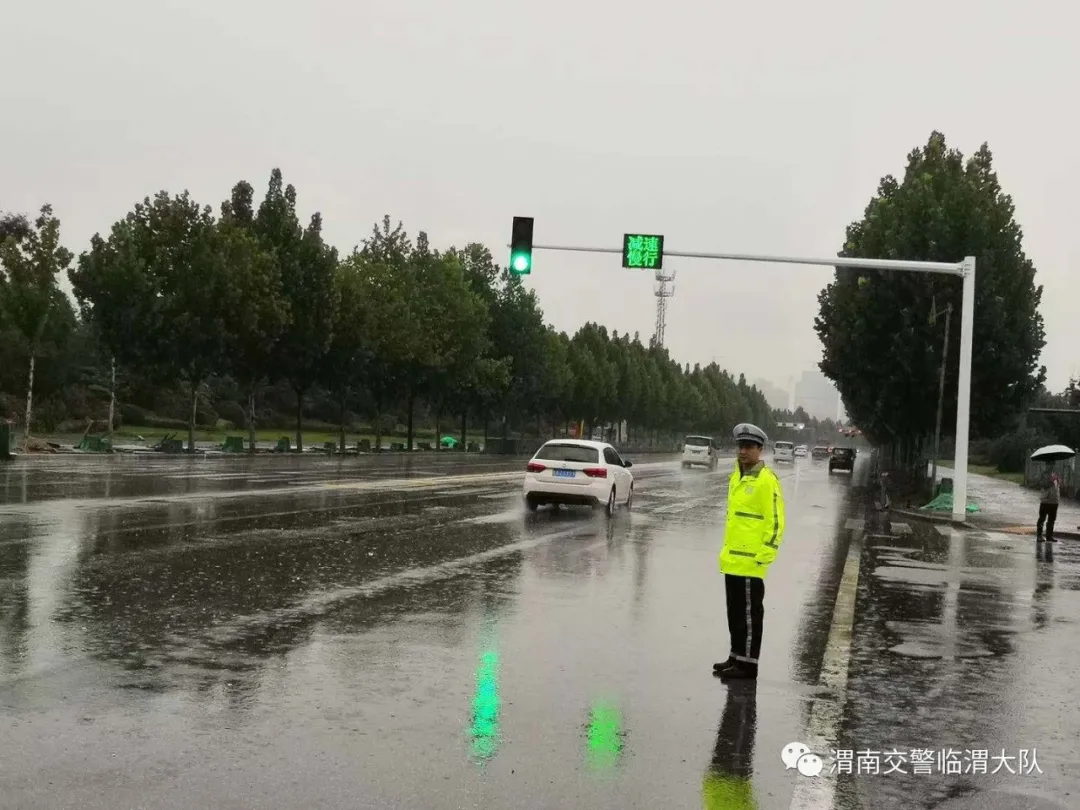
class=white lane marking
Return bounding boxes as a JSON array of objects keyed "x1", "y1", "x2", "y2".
[
  {"x1": 788, "y1": 535, "x2": 861, "y2": 810},
  {"x1": 649, "y1": 495, "x2": 718, "y2": 515},
  {"x1": 0, "y1": 461, "x2": 678, "y2": 514},
  {"x1": 197, "y1": 524, "x2": 594, "y2": 646}
]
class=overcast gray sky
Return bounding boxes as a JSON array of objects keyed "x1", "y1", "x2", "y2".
[{"x1": 3, "y1": 0, "x2": 1076, "y2": 393}]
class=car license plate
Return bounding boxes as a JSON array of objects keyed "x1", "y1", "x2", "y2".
[{"x1": 554, "y1": 469, "x2": 576, "y2": 478}]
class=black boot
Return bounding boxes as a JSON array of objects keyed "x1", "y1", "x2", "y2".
[
  {"x1": 719, "y1": 662, "x2": 758, "y2": 681},
  {"x1": 713, "y1": 656, "x2": 736, "y2": 675}
]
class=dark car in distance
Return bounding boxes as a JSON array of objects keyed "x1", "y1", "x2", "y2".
[
  {"x1": 829, "y1": 447, "x2": 856, "y2": 474},
  {"x1": 811, "y1": 446, "x2": 830, "y2": 461}
]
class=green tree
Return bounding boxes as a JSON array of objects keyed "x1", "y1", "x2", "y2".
[
  {"x1": 257, "y1": 169, "x2": 337, "y2": 452},
  {"x1": 74, "y1": 213, "x2": 161, "y2": 442},
  {"x1": 0, "y1": 205, "x2": 75, "y2": 440},
  {"x1": 451, "y1": 244, "x2": 510, "y2": 444},
  {"x1": 0, "y1": 212, "x2": 31, "y2": 243},
  {"x1": 353, "y1": 216, "x2": 415, "y2": 450},
  {"x1": 322, "y1": 258, "x2": 369, "y2": 452},
  {"x1": 423, "y1": 250, "x2": 493, "y2": 449},
  {"x1": 77, "y1": 191, "x2": 254, "y2": 451},
  {"x1": 815, "y1": 132, "x2": 1046, "y2": 456},
  {"x1": 220, "y1": 180, "x2": 291, "y2": 450},
  {"x1": 489, "y1": 276, "x2": 548, "y2": 439}
]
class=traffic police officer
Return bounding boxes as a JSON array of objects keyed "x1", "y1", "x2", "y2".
[{"x1": 714, "y1": 423, "x2": 786, "y2": 681}]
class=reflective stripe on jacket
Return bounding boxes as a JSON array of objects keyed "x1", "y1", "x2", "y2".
[{"x1": 719, "y1": 461, "x2": 785, "y2": 579}]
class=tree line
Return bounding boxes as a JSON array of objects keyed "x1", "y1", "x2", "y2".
[
  {"x1": 1, "y1": 170, "x2": 775, "y2": 452},
  {"x1": 813, "y1": 131, "x2": 1065, "y2": 469}
]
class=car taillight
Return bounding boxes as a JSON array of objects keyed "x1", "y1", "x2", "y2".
[
  {"x1": 526, "y1": 461, "x2": 545, "y2": 473},
  {"x1": 582, "y1": 467, "x2": 607, "y2": 478}
]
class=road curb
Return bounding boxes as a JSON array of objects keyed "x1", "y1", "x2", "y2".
[
  {"x1": 889, "y1": 507, "x2": 1080, "y2": 539},
  {"x1": 889, "y1": 507, "x2": 969, "y2": 528}
]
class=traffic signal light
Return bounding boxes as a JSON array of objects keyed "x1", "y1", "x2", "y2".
[{"x1": 509, "y1": 216, "x2": 534, "y2": 276}]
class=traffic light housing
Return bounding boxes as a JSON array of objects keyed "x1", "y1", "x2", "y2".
[{"x1": 509, "y1": 216, "x2": 534, "y2": 276}]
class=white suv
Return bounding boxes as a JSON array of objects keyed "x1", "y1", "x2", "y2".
[
  {"x1": 773, "y1": 441, "x2": 794, "y2": 464},
  {"x1": 682, "y1": 435, "x2": 719, "y2": 469}
]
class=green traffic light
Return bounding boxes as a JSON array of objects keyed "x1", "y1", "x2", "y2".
[{"x1": 511, "y1": 253, "x2": 531, "y2": 275}]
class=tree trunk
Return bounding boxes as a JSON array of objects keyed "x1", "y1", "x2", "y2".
[
  {"x1": 188, "y1": 381, "x2": 198, "y2": 454},
  {"x1": 247, "y1": 388, "x2": 257, "y2": 453},
  {"x1": 483, "y1": 416, "x2": 489, "y2": 445},
  {"x1": 460, "y1": 411, "x2": 467, "y2": 450},
  {"x1": 406, "y1": 387, "x2": 415, "y2": 451},
  {"x1": 107, "y1": 355, "x2": 116, "y2": 443},
  {"x1": 374, "y1": 407, "x2": 383, "y2": 453},
  {"x1": 339, "y1": 391, "x2": 347, "y2": 454},
  {"x1": 23, "y1": 352, "x2": 35, "y2": 442},
  {"x1": 434, "y1": 408, "x2": 441, "y2": 453},
  {"x1": 294, "y1": 388, "x2": 304, "y2": 452}
]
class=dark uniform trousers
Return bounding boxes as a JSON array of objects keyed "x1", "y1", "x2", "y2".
[
  {"x1": 725, "y1": 574, "x2": 765, "y2": 665},
  {"x1": 1037, "y1": 503, "x2": 1058, "y2": 540}
]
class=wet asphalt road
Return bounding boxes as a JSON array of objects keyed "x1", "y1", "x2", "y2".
[{"x1": 1, "y1": 453, "x2": 1077, "y2": 809}]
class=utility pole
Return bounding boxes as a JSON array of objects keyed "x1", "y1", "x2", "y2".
[{"x1": 929, "y1": 300, "x2": 953, "y2": 493}]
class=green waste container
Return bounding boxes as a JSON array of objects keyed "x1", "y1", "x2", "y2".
[
  {"x1": 77, "y1": 435, "x2": 112, "y2": 452},
  {"x1": 222, "y1": 436, "x2": 245, "y2": 453}
]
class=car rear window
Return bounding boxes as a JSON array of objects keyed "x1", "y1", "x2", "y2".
[
  {"x1": 684, "y1": 436, "x2": 712, "y2": 447},
  {"x1": 834, "y1": 448, "x2": 854, "y2": 457},
  {"x1": 534, "y1": 443, "x2": 601, "y2": 463},
  {"x1": 775, "y1": 442, "x2": 794, "y2": 449}
]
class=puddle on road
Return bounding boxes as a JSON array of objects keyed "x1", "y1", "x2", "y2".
[
  {"x1": 871, "y1": 564, "x2": 1003, "y2": 589},
  {"x1": 871, "y1": 545, "x2": 921, "y2": 556},
  {"x1": 462, "y1": 511, "x2": 521, "y2": 526},
  {"x1": 885, "y1": 618, "x2": 1001, "y2": 659}
]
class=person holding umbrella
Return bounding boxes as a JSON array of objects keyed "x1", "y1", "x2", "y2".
[
  {"x1": 1038, "y1": 471, "x2": 1060, "y2": 543},
  {"x1": 1030, "y1": 444, "x2": 1074, "y2": 543}
]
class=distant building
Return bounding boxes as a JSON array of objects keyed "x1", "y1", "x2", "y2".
[
  {"x1": 793, "y1": 369, "x2": 844, "y2": 422},
  {"x1": 753, "y1": 378, "x2": 790, "y2": 411}
]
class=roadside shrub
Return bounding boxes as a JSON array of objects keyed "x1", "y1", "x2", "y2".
[
  {"x1": 989, "y1": 429, "x2": 1044, "y2": 474},
  {"x1": 195, "y1": 403, "x2": 219, "y2": 428},
  {"x1": 143, "y1": 415, "x2": 189, "y2": 430},
  {"x1": 216, "y1": 400, "x2": 248, "y2": 428},
  {"x1": 120, "y1": 403, "x2": 147, "y2": 426},
  {"x1": 30, "y1": 397, "x2": 67, "y2": 433},
  {"x1": 968, "y1": 438, "x2": 993, "y2": 466}
]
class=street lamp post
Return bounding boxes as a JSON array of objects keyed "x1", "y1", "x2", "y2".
[
  {"x1": 929, "y1": 301, "x2": 953, "y2": 497},
  {"x1": 519, "y1": 242, "x2": 976, "y2": 523}
]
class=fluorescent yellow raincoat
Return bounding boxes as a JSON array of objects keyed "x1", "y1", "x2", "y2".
[{"x1": 719, "y1": 461, "x2": 785, "y2": 578}]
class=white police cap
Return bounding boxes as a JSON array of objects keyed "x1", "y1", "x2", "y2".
[{"x1": 732, "y1": 423, "x2": 768, "y2": 446}]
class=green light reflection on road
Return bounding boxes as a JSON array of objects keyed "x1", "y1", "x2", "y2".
[
  {"x1": 586, "y1": 699, "x2": 624, "y2": 770},
  {"x1": 468, "y1": 639, "x2": 501, "y2": 762}
]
